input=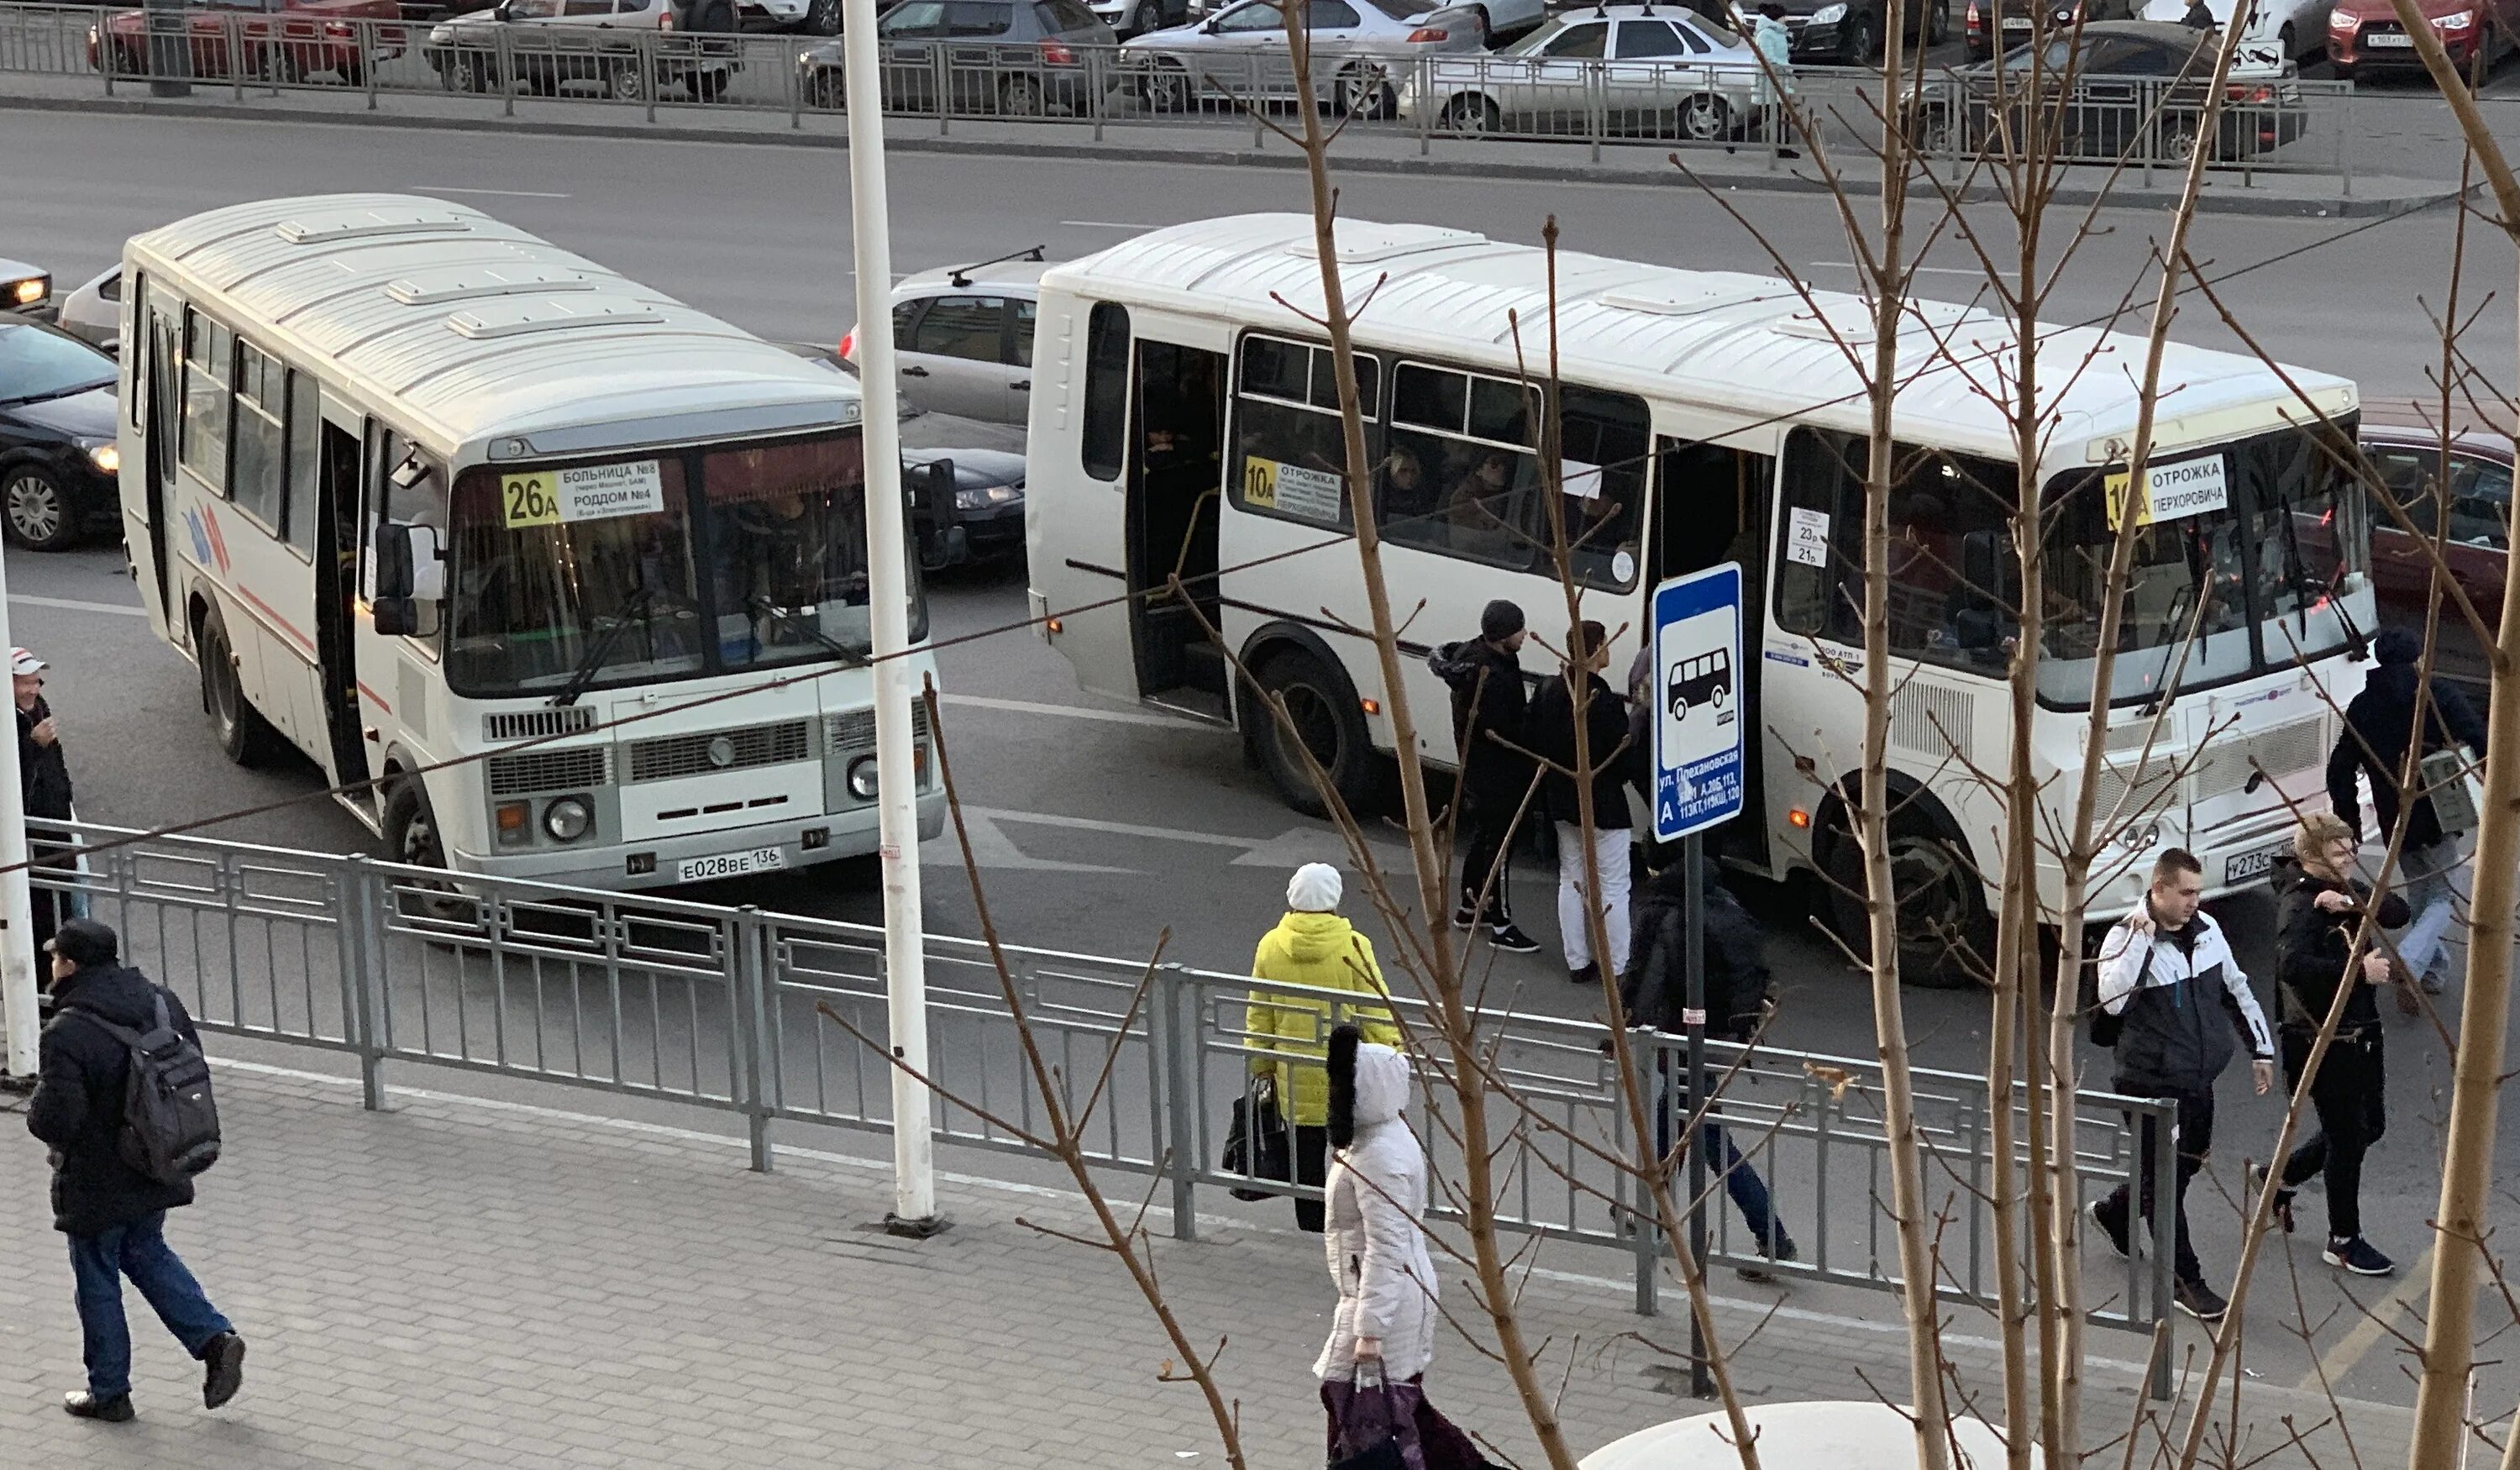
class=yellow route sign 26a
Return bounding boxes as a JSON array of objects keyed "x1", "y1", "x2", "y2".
[{"x1": 501, "y1": 471, "x2": 561, "y2": 529}]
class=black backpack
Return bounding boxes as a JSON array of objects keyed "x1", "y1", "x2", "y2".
[{"x1": 71, "y1": 991, "x2": 223, "y2": 1186}]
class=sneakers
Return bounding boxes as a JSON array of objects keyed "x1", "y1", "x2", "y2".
[
  {"x1": 2323, "y1": 1236, "x2": 2397, "y2": 1277},
  {"x1": 1569, "y1": 962, "x2": 1600, "y2": 989},
  {"x1": 1736, "y1": 1235, "x2": 1799, "y2": 1284},
  {"x1": 2420, "y1": 972, "x2": 2447, "y2": 996},
  {"x1": 2174, "y1": 1278, "x2": 2229, "y2": 1323},
  {"x1": 1489, "y1": 922, "x2": 1541, "y2": 955},
  {"x1": 62, "y1": 1390, "x2": 134, "y2": 1422},
  {"x1": 1452, "y1": 901, "x2": 1478, "y2": 932},
  {"x1": 2088, "y1": 1198, "x2": 2131, "y2": 1261},
  {"x1": 201, "y1": 1331, "x2": 246, "y2": 1410}
]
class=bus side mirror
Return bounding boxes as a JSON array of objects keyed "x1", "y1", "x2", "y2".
[
  {"x1": 372, "y1": 597, "x2": 417, "y2": 638},
  {"x1": 369, "y1": 522, "x2": 445, "y2": 603}
]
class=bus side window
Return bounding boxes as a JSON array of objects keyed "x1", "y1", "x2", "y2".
[
  {"x1": 179, "y1": 307, "x2": 233, "y2": 495},
  {"x1": 1080, "y1": 302, "x2": 1129, "y2": 482},
  {"x1": 284, "y1": 370, "x2": 322, "y2": 556},
  {"x1": 229, "y1": 341, "x2": 287, "y2": 531},
  {"x1": 1557, "y1": 386, "x2": 1650, "y2": 591},
  {"x1": 1229, "y1": 333, "x2": 1373, "y2": 530},
  {"x1": 1382, "y1": 363, "x2": 1536, "y2": 570},
  {"x1": 1773, "y1": 428, "x2": 1859, "y2": 644}
]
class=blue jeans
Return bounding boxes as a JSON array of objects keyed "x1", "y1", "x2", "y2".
[
  {"x1": 2395, "y1": 840, "x2": 2465, "y2": 987},
  {"x1": 69, "y1": 1211, "x2": 232, "y2": 1399},
  {"x1": 1656, "y1": 1075, "x2": 1791, "y2": 1254}
]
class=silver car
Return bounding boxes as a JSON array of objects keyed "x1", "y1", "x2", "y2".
[
  {"x1": 1398, "y1": 4, "x2": 1761, "y2": 142},
  {"x1": 1123, "y1": 0, "x2": 1492, "y2": 117},
  {"x1": 842, "y1": 260, "x2": 1052, "y2": 425}
]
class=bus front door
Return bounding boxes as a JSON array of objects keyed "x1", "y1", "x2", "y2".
[
  {"x1": 1126, "y1": 340, "x2": 1228, "y2": 719},
  {"x1": 1651, "y1": 439, "x2": 1774, "y2": 867},
  {"x1": 312, "y1": 397, "x2": 371, "y2": 806}
]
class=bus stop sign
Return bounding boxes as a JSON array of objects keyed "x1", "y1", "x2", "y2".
[{"x1": 1651, "y1": 563, "x2": 1746, "y2": 843}]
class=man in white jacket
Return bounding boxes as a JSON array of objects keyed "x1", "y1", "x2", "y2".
[{"x1": 2088, "y1": 848, "x2": 2276, "y2": 1324}]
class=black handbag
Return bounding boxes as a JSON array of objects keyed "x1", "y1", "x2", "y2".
[
  {"x1": 1328, "y1": 1362, "x2": 1416, "y2": 1470},
  {"x1": 1222, "y1": 1073, "x2": 1293, "y2": 1202}
]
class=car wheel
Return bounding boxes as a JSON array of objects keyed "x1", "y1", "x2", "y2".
[
  {"x1": 1678, "y1": 91, "x2": 1729, "y2": 142},
  {"x1": 1251, "y1": 650, "x2": 1378, "y2": 820},
  {"x1": 1820, "y1": 803, "x2": 1991, "y2": 990},
  {"x1": 996, "y1": 73, "x2": 1042, "y2": 114},
  {"x1": 1844, "y1": 9, "x2": 1877, "y2": 63},
  {"x1": 1928, "y1": 0, "x2": 1950, "y2": 44},
  {"x1": 1336, "y1": 62, "x2": 1392, "y2": 118},
  {"x1": 1138, "y1": 60, "x2": 1188, "y2": 111},
  {"x1": 338, "y1": 55, "x2": 365, "y2": 87},
  {"x1": 1443, "y1": 92, "x2": 1502, "y2": 134},
  {"x1": 1, "y1": 465, "x2": 80, "y2": 553},
  {"x1": 195, "y1": 608, "x2": 285, "y2": 768},
  {"x1": 2158, "y1": 115, "x2": 2202, "y2": 163},
  {"x1": 692, "y1": 66, "x2": 730, "y2": 101},
  {"x1": 609, "y1": 55, "x2": 648, "y2": 99},
  {"x1": 453, "y1": 53, "x2": 492, "y2": 91},
  {"x1": 807, "y1": 0, "x2": 841, "y2": 33},
  {"x1": 806, "y1": 66, "x2": 843, "y2": 108}
]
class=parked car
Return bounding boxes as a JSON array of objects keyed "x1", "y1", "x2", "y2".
[
  {"x1": 842, "y1": 258, "x2": 1050, "y2": 423},
  {"x1": 1964, "y1": 0, "x2": 2139, "y2": 60},
  {"x1": 1398, "y1": 5, "x2": 1761, "y2": 141},
  {"x1": 1089, "y1": 0, "x2": 1193, "y2": 37},
  {"x1": 1915, "y1": 22, "x2": 2302, "y2": 160},
  {"x1": 1123, "y1": 0, "x2": 1489, "y2": 117},
  {"x1": 797, "y1": 0, "x2": 1115, "y2": 113},
  {"x1": 1768, "y1": 0, "x2": 1950, "y2": 65},
  {"x1": 426, "y1": 0, "x2": 741, "y2": 100},
  {"x1": 2137, "y1": 0, "x2": 2330, "y2": 59},
  {"x1": 2361, "y1": 419, "x2": 2511, "y2": 685},
  {"x1": 0, "y1": 321, "x2": 121, "y2": 552},
  {"x1": 2328, "y1": 0, "x2": 2514, "y2": 78},
  {"x1": 905, "y1": 447, "x2": 1027, "y2": 565},
  {"x1": 89, "y1": 0, "x2": 406, "y2": 83},
  {"x1": 53, "y1": 267, "x2": 120, "y2": 354},
  {"x1": 0, "y1": 259, "x2": 50, "y2": 322}
]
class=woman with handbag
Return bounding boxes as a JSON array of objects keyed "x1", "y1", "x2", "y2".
[
  {"x1": 1316, "y1": 1025, "x2": 1491, "y2": 1470},
  {"x1": 1244, "y1": 864, "x2": 1401, "y2": 1231}
]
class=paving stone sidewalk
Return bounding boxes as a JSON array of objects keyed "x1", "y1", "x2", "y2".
[{"x1": 0, "y1": 1061, "x2": 2413, "y2": 1467}]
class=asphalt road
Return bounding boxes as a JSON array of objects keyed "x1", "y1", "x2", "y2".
[{"x1": 7, "y1": 108, "x2": 2515, "y2": 1409}]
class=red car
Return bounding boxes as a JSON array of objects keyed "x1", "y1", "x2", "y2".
[
  {"x1": 2362, "y1": 419, "x2": 2511, "y2": 685},
  {"x1": 2328, "y1": 0, "x2": 2515, "y2": 79},
  {"x1": 91, "y1": 0, "x2": 407, "y2": 85}
]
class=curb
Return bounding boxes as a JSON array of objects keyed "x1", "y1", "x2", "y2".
[{"x1": 0, "y1": 89, "x2": 2452, "y2": 218}]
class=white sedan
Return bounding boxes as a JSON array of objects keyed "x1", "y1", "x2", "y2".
[
  {"x1": 2137, "y1": 0, "x2": 2332, "y2": 59},
  {"x1": 1398, "y1": 4, "x2": 1763, "y2": 142}
]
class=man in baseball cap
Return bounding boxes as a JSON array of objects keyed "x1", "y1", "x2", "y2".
[
  {"x1": 13, "y1": 643, "x2": 74, "y2": 953},
  {"x1": 13, "y1": 647, "x2": 46, "y2": 678}
]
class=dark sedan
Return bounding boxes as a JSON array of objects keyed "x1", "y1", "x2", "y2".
[
  {"x1": 2362, "y1": 419, "x2": 2511, "y2": 688},
  {"x1": 797, "y1": 0, "x2": 1116, "y2": 114},
  {"x1": 906, "y1": 447, "x2": 1026, "y2": 567},
  {"x1": 0, "y1": 322, "x2": 120, "y2": 552},
  {"x1": 1915, "y1": 23, "x2": 2303, "y2": 163}
]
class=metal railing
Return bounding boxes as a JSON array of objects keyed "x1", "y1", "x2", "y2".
[
  {"x1": 23, "y1": 816, "x2": 2177, "y2": 1382},
  {"x1": 0, "y1": 2, "x2": 2355, "y2": 187}
]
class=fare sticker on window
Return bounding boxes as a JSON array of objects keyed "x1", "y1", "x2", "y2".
[
  {"x1": 1785, "y1": 506, "x2": 1831, "y2": 567},
  {"x1": 1243, "y1": 456, "x2": 1344, "y2": 523},
  {"x1": 501, "y1": 459, "x2": 665, "y2": 529},
  {"x1": 2104, "y1": 454, "x2": 2229, "y2": 531}
]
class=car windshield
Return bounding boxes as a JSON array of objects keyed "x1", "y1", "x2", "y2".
[
  {"x1": 444, "y1": 432, "x2": 928, "y2": 697},
  {"x1": 2038, "y1": 422, "x2": 2370, "y2": 707},
  {"x1": 1363, "y1": 0, "x2": 1425, "y2": 17},
  {"x1": 0, "y1": 325, "x2": 113, "y2": 404}
]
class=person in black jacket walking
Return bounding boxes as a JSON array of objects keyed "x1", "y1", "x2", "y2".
[
  {"x1": 1527, "y1": 621, "x2": 1633, "y2": 986},
  {"x1": 2328, "y1": 626, "x2": 2487, "y2": 995},
  {"x1": 2260, "y1": 814, "x2": 2407, "y2": 1277},
  {"x1": 1620, "y1": 861, "x2": 1796, "y2": 1275},
  {"x1": 26, "y1": 920, "x2": 245, "y2": 1423},
  {"x1": 1428, "y1": 600, "x2": 1540, "y2": 953},
  {"x1": 13, "y1": 646, "x2": 76, "y2": 953}
]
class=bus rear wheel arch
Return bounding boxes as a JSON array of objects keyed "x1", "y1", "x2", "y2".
[
  {"x1": 1815, "y1": 781, "x2": 1991, "y2": 991},
  {"x1": 191, "y1": 600, "x2": 285, "y2": 769},
  {"x1": 1244, "y1": 643, "x2": 1378, "y2": 821}
]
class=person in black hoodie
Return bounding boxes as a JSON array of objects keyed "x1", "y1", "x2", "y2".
[
  {"x1": 2260, "y1": 813, "x2": 2408, "y2": 1278},
  {"x1": 26, "y1": 920, "x2": 246, "y2": 1422},
  {"x1": 13, "y1": 646, "x2": 75, "y2": 953},
  {"x1": 2328, "y1": 625, "x2": 2487, "y2": 995},
  {"x1": 1620, "y1": 862, "x2": 1796, "y2": 1273},
  {"x1": 1427, "y1": 600, "x2": 1540, "y2": 953},
  {"x1": 1527, "y1": 620, "x2": 1633, "y2": 987}
]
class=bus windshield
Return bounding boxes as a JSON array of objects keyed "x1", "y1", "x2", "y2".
[
  {"x1": 2039, "y1": 422, "x2": 2367, "y2": 709},
  {"x1": 444, "y1": 431, "x2": 926, "y2": 698}
]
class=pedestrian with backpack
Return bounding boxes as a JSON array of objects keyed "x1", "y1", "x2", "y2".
[{"x1": 25, "y1": 918, "x2": 244, "y2": 1423}]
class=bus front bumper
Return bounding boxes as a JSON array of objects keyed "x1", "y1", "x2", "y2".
[
  {"x1": 2078, "y1": 804, "x2": 2306, "y2": 922},
  {"x1": 449, "y1": 790, "x2": 947, "y2": 892}
]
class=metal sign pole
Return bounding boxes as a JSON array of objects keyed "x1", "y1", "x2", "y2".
[
  {"x1": 0, "y1": 547, "x2": 40, "y2": 1081},
  {"x1": 837, "y1": 0, "x2": 940, "y2": 1236},
  {"x1": 1683, "y1": 828, "x2": 1709, "y2": 1399}
]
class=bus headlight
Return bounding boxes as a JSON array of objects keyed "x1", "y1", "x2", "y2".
[
  {"x1": 543, "y1": 795, "x2": 594, "y2": 843},
  {"x1": 2115, "y1": 820, "x2": 2161, "y2": 853},
  {"x1": 846, "y1": 755, "x2": 880, "y2": 801}
]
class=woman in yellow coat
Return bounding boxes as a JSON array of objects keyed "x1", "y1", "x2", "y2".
[{"x1": 1245, "y1": 862, "x2": 1402, "y2": 1231}]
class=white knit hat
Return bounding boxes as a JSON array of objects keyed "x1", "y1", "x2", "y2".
[{"x1": 1286, "y1": 862, "x2": 1343, "y2": 913}]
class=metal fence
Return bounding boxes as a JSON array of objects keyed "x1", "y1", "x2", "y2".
[
  {"x1": 0, "y1": 1, "x2": 2354, "y2": 187},
  {"x1": 24, "y1": 816, "x2": 2177, "y2": 1384}
]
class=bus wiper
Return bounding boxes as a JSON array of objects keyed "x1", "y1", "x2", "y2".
[
  {"x1": 2139, "y1": 575, "x2": 2197, "y2": 721},
  {"x1": 747, "y1": 596, "x2": 867, "y2": 667},
  {"x1": 551, "y1": 586, "x2": 654, "y2": 708}
]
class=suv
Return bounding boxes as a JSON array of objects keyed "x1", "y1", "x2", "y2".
[
  {"x1": 840, "y1": 257, "x2": 1051, "y2": 424},
  {"x1": 425, "y1": 0, "x2": 741, "y2": 100},
  {"x1": 797, "y1": 0, "x2": 1116, "y2": 113},
  {"x1": 1768, "y1": 0, "x2": 1949, "y2": 62}
]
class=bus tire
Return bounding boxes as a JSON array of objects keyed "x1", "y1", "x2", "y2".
[
  {"x1": 195, "y1": 607, "x2": 285, "y2": 769},
  {"x1": 382, "y1": 777, "x2": 448, "y2": 872},
  {"x1": 1819, "y1": 802, "x2": 1990, "y2": 990},
  {"x1": 1252, "y1": 650, "x2": 1375, "y2": 820}
]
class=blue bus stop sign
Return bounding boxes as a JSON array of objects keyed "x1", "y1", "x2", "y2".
[{"x1": 1651, "y1": 563, "x2": 1746, "y2": 843}]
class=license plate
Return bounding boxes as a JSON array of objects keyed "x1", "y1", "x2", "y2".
[
  {"x1": 675, "y1": 847, "x2": 786, "y2": 884},
  {"x1": 2002, "y1": 16, "x2": 2031, "y2": 25},
  {"x1": 2223, "y1": 843, "x2": 2285, "y2": 885},
  {"x1": 2365, "y1": 30, "x2": 2413, "y2": 45}
]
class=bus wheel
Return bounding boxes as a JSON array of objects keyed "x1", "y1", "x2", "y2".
[
  {"x1": 1252, "y1": 650, "x2": 1374, "y2": 820},
  {"x1": 382, "y1": 777, "x2": 478, "y2": 924},
  {"x1": 1820, "y1": 806, "x2": 1990, "y2": 990},
  {"x1": 195, "y1": 609, "x2": 285, "y2": 768}
]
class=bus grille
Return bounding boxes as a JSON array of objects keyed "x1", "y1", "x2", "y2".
[
  {"x1": 484, "y1": 707, "x2": 597, "y2": 742},
  {"x1": 486, "y1": 747, "x2": 609, "y2": 797},
  {"x1": 629, "y1": 721, "x2": 811, "y2": 782},
  {"x1": 2191, "y1": 716, "x2": 2328, "y2": 803},
  {"x1": 824, "y1": 702, "x2": 931, "y2": 753}
]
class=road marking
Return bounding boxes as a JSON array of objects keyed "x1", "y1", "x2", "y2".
[
  {"x1": 1058, "y1": 219, "x2": 1158, "y2": 229},
  {"x1": 1807, "y1": 261, "x2": 1984, "y2": 276},
  {"x1": 10, "y1": 593, "x2": 144, "y2": 617},
  {"x1": 940, "y1": 692, "x2": 1210, "y2": 729},
  {"x1": 414, "y1": 186, "x2": 574, "y2": 199},
  {"x1": 2300, "y1": 1242, "x2": 2435, "y2": 1394}
]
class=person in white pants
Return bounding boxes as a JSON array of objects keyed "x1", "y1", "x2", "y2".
[{"x1": 1528, "y1": 620, "x2": 1635, "y2": 986}]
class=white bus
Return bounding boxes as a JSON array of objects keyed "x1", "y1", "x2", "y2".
[
  {"x1": 1023, "y1": 214, "x2": 2373, "y2": 983},
  {"x1": 116, "y1": 193, "x2": 942, "y2": 890}
]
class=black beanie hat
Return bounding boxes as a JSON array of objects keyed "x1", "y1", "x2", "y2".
[{"x1": 1480, "y1": 599, "x2": 1525, "y2": 643}]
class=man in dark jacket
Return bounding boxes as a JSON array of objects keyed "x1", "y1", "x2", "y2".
[
  {"x1": 2328, "y1": 625, "x2": 2488, "y2": 994},
  {"x1": 1527, "y1": 620, "x2": 1633, "y2": 987},
  {"x1": 1428, "y1": 600, "x2": 1539, "y2": 953},
  {"x1": 2263, "y1": 815, "x2": 2407, "y2": 1277},
  {"x1": 26, "y1": 920, "x2": 245, "y2": 1423},
  {"x1": 1620, "y1": 862, "x2": 1795, "y2": 1272},
  {"x1": 2088, "y1": 848, "x2": 2276, "y2": 1324},
  {"x1": 13, "y1": 646, "x2": 75, "y2": 953}
]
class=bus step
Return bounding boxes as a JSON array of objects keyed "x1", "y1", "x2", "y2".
[
  {"x1": 330, "y1": 790, "x2": 385, "y2": 837},
  {"x1": 1142, "y1": 692, "x2": 1232, "y2": 729}
]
